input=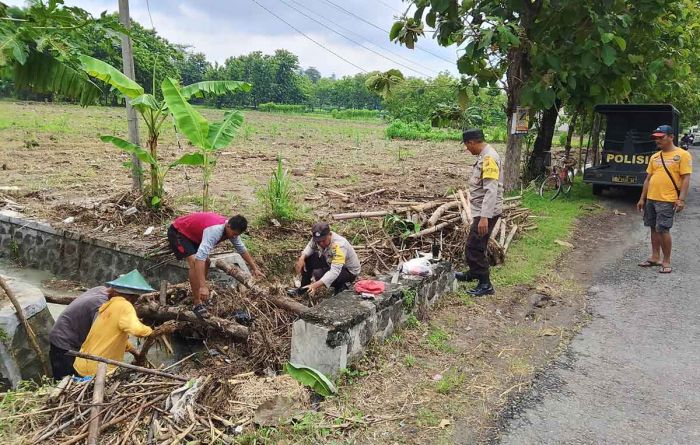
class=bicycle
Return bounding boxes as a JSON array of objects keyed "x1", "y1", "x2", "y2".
[{"x1": 539, "y1": 157, "x2": 575, "y2": 200}]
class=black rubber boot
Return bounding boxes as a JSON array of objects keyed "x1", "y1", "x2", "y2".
[{"x1": 466, "y1": 282, "x2": 495, "y2": 296}]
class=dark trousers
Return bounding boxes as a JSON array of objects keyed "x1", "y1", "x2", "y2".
[
  {"x1": 49, "y1": 343, "x2": 76, "y2": 380},
  {"x1": 301, "y1": 254, "x2": 356, "y2": 294},
  {"x1": 465, "y1": 216, "x2": 500, "y2": 284}
]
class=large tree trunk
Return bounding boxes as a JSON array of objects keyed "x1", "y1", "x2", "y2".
[
  {"x1": 564, "y1": 109, "x2": 579, "y2": 159},
  {"x1": 502, "y1": 1, "x2": 542, "y2": 192},
  {"x1": 524, "y1": 103, "x2": 560, "y2": 182}
]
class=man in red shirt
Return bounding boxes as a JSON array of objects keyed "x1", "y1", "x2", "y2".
[{"x1": 168, "y1": 212, "x2": 264, "y2": 317}]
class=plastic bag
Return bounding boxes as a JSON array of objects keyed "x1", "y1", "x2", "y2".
[{"x1": 401, "y1": 257, "x2": 433, "y2": 276}]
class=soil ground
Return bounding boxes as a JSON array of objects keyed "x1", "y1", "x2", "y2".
[
  {"x1": 0, "y1": 100, "x2": 615, "y2": 444},
  {"x1": 0, "y1": 101, "x2": 474, "y2": 242}
]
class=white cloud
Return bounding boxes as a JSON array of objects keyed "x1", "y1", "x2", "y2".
[{"x1": 5, "y1": 0, "x2": 459, "y2": 78}]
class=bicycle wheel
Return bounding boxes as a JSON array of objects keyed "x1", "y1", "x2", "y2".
[
  {"x1": 539, "y1": 175, "x2": 561, "y2": 200},
  {"x1": 561, "y1": 168, "x2": 574, "y2": 195}
]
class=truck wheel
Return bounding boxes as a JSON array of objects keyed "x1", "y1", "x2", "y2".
[{"x1": 592, "y1": 184, "x2": 605, "y2": 196}]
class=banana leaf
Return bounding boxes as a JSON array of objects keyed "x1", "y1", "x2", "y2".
[
  {"x1": 207, "y1": 110, "x2": 243, "y2": 150},
  {"x1": 180, "y1": 80, "x2": 251, "y2": 99},
  {"x1": 162, "y1": 77, "x2": 209, "y2": 149},
  {"x1": 79, "y1": 55, "x2": 143, "y2": 99},
  {"x1": 284, "y1": 362, "x2": 337, "y2": 397},
  {"x1": 100, "y1": 135, "x2": 156, "y2": 165}
]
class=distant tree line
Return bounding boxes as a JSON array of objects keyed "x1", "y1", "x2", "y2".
[{"x1": 0, "y1": 7, "x2": 502, "y2": 125}]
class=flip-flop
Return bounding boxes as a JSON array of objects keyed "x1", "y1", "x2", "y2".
[
  {"x1": 659, "y1": 266, "x2": 673, "y2": 274},
  {"x1": 638, "y1": 260, "x2": 661, "y2": 267}
]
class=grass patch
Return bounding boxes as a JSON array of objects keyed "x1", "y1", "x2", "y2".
[
  {"x1": 493, "y1": 178, "x2": 596, "y2": 286},
  {"x1": 426, "y1": 326, "x2": 454, "y2": 352},
  {"x1": 256, "y1": 156, "x2": 307, "y2": 223},
  {"x1": 386, "y1": 120, "x2": 461, "y2": 142},
  {"x1": 435, "y1": 369, "x2": 466, "y2": 395}
]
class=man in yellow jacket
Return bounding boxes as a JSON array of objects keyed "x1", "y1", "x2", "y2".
[{"x1": 73, "y1": 270, "x2": 156, "y2": 377}]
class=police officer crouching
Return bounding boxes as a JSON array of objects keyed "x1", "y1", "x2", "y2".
[{"x1": 455, "y1": 128, "x2": 504, "y2": 296}]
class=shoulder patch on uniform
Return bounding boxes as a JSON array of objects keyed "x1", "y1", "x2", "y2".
[{"x1": 482, "y1": 155, "x2": 499, "y2": 180}]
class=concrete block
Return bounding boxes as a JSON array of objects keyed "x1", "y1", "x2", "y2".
[
  {"x1": 0, "y1": 275, "x2": 53, "y2": 388},
  {"x1": 290, "y1": 319, "x2": 347, "y2": 378}
]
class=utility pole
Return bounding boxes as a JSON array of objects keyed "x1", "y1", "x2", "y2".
[{"x1": 118, "y1": 0, "x2": 143, "y2": 191}]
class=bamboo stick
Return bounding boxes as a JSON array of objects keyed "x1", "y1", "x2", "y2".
[
  {"x1": 66, "y1": 351, "x2": 189, "y2": 382},
  {"x1": 87, "y1": 363, "x2": 107, "y2": 445},
  {"x1": 59, "y1": 395, "x2": 167, "y2": 445},
  {"x1": 490, "y1": 219, "x2": 502, "y2": 241},
  {"x1": 0, "y1": 276, "x2": 50, "y2": 375},
  {"x1": 212, "y1": 260, "x2": 311, "y2": 316},
  {"x1": 503, "y1": 225, "x2": 519, "y2": 253},
  {"x1": 407, "y1": 216, "x2": 461, "y2": 238},
  {"x1": 427, "y1": 201, "x2": 460, "y2": 226},
  {"x1": 457, "y1": 190, "x2": 472, "y2": 223},
  {"x1": 499, "y1": 220, "x2": 507, "y2": 246},
  {"x1": 332, "y1": 210, "x2": 392, "y2": 220}
]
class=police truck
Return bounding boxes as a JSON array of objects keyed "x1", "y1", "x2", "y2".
[{"x1": 583, "y1": 104, "x2": 680, "y2": 195}]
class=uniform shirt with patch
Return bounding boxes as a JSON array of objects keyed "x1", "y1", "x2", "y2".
[
  {"x1": 646, "y1": 148, "x2": 692, "y2": 202},
  {"x1": 301, "y1": 232, "x2": 361, "y2": 287},
  {"x1": 468, "y1": 144, "x2": 504, "y2": 218}
]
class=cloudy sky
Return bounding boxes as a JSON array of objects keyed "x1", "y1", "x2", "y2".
[{"x1": 9, "y1": 0, "x2": 460, "y2": 78}]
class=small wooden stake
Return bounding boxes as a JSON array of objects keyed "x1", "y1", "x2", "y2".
[
  {"x1": 87, "y1": 362, "x2": 107, "y2": 445},
  {"x1": 159, "y1": 280, "x2": 168, "y2": 306}
]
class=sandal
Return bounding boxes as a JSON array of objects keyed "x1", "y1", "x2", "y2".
[
  {"x1": 638, "y1": 260, "x2": 661, "y2": 267},
  {"x1": 192, "y1": 304, "x2": 211, "y2": 320},
  {"x1": 659, "y1": 266, "x2": 673, "y2": 274}
]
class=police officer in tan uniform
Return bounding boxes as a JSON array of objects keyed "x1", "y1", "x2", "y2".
[{"x1": 455, "y1": 128, "x2": 504, "y2": 295}]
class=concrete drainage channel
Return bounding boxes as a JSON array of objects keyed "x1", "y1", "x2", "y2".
[{"x1": 0, "y1": 213, "x2": 457, "y2": 387}]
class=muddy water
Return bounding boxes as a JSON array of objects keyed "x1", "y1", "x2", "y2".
[{"x1": 0, "y1": 259, "x2": 203, "y2": 369}]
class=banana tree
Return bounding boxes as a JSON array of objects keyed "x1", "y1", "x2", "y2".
[
  {"x1": 79, "y1": 55, "x2": 250, "y2": 208},
  {"x1": 162, "y1": 77, "x2": 246, "y2": 210}
]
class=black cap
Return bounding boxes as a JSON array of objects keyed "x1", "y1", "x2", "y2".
[
  {"x1": 312, "y1": 222, "x2": 331, "y2": 241},
  {"x1": 463, "y1": 128, "x2": 485, "y2": 143}
]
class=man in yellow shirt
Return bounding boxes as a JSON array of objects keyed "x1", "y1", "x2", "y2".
[
  {"x1": 636, "y1": 125, "x2": 692, "y2": 274},
  {"x1": 73, "y1": 270, "x2": 156, "y2": 376}
]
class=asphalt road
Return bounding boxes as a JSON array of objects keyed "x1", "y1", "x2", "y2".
[{"x1": 496, "y1": 148, "x2": 700, "y2": 445}]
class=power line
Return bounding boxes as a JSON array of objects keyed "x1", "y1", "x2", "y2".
[
  {"x1": 144, "y1": 0, "x2": 155, "y2": 30},
  {"x1": 275, "y1": 0, "x2": 433, "y2": 77},
  {"x1": 249, "y1": 0, "x2": 369, "y2": 73},
  {"x1": 319, "y1": 0, "x2": 455, "y2": 64},
  {"x1": 285, "y1": 0, "x2": 439, "y2": 75},
  {"x1": 376, "y1": 0, "x2": 402, "y2": 14}
]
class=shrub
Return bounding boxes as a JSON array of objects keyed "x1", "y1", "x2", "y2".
[
  {"x1": 331, "y1": 108, "x2": 381, "y2": 120},
  {"x1": 258, "y1": 102, "x2": 309, "y2": 113},
  {"x1": 257, "y1": 156, "x2": 303, "y2": 222},
  {"x1": 385, "y1": 120, "x2": 462, "y2": 141}
]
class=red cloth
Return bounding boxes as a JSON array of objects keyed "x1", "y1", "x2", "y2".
[
  {"x1": 172, "y1": 212, "x2": 227, "y2": 244},
  {"x1": 353, "y1": 280, "x2": 386, "y2": 295}
]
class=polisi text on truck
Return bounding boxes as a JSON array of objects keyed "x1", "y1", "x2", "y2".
[{"x1": 604, "y1": 153, "x2": 651, "y2": 165}]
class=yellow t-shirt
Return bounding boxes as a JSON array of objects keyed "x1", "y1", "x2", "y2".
[
  {"x1": 646, "y1": 148, "x2": 692, "y2": 202},
  {"x1": 73, "y1": 296, "x2": 152, "y2": 376}
]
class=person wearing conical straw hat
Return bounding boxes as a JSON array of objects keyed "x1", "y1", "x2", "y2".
[{"x1": 73, "y1": 270, "x2": 156, "y2": 377}]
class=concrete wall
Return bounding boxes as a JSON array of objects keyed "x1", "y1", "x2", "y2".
[
  {"x1": 0, "y1": 275, "x2": 53, "y2": 388},
  {"x1": 290, "y1": 263, "x2": 456, "y2": 377},
  {"x1": 0, "y1": 213, "x2": 192, "y2": 287}
]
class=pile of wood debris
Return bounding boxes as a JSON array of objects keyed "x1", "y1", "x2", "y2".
[
  {"x1": 327, "y1": 188, "x2": 536, "y2": 274},
  {"x1": 6, "y1": 358, "x2": 308, "y2": 444}
]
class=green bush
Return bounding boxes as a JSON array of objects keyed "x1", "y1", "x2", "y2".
[
  {"x1": 258, "y1": 102, "x2": 309, "y2": 113},
  {"x1": 485, "y1": 126, "x2": 508, "y2": 143},
  {"x1": 385, "y1": 120, "x2": 462, "y2": 141},
  {"x1": 330, "y1": 108, "x2": 381, "y2": 120}
]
